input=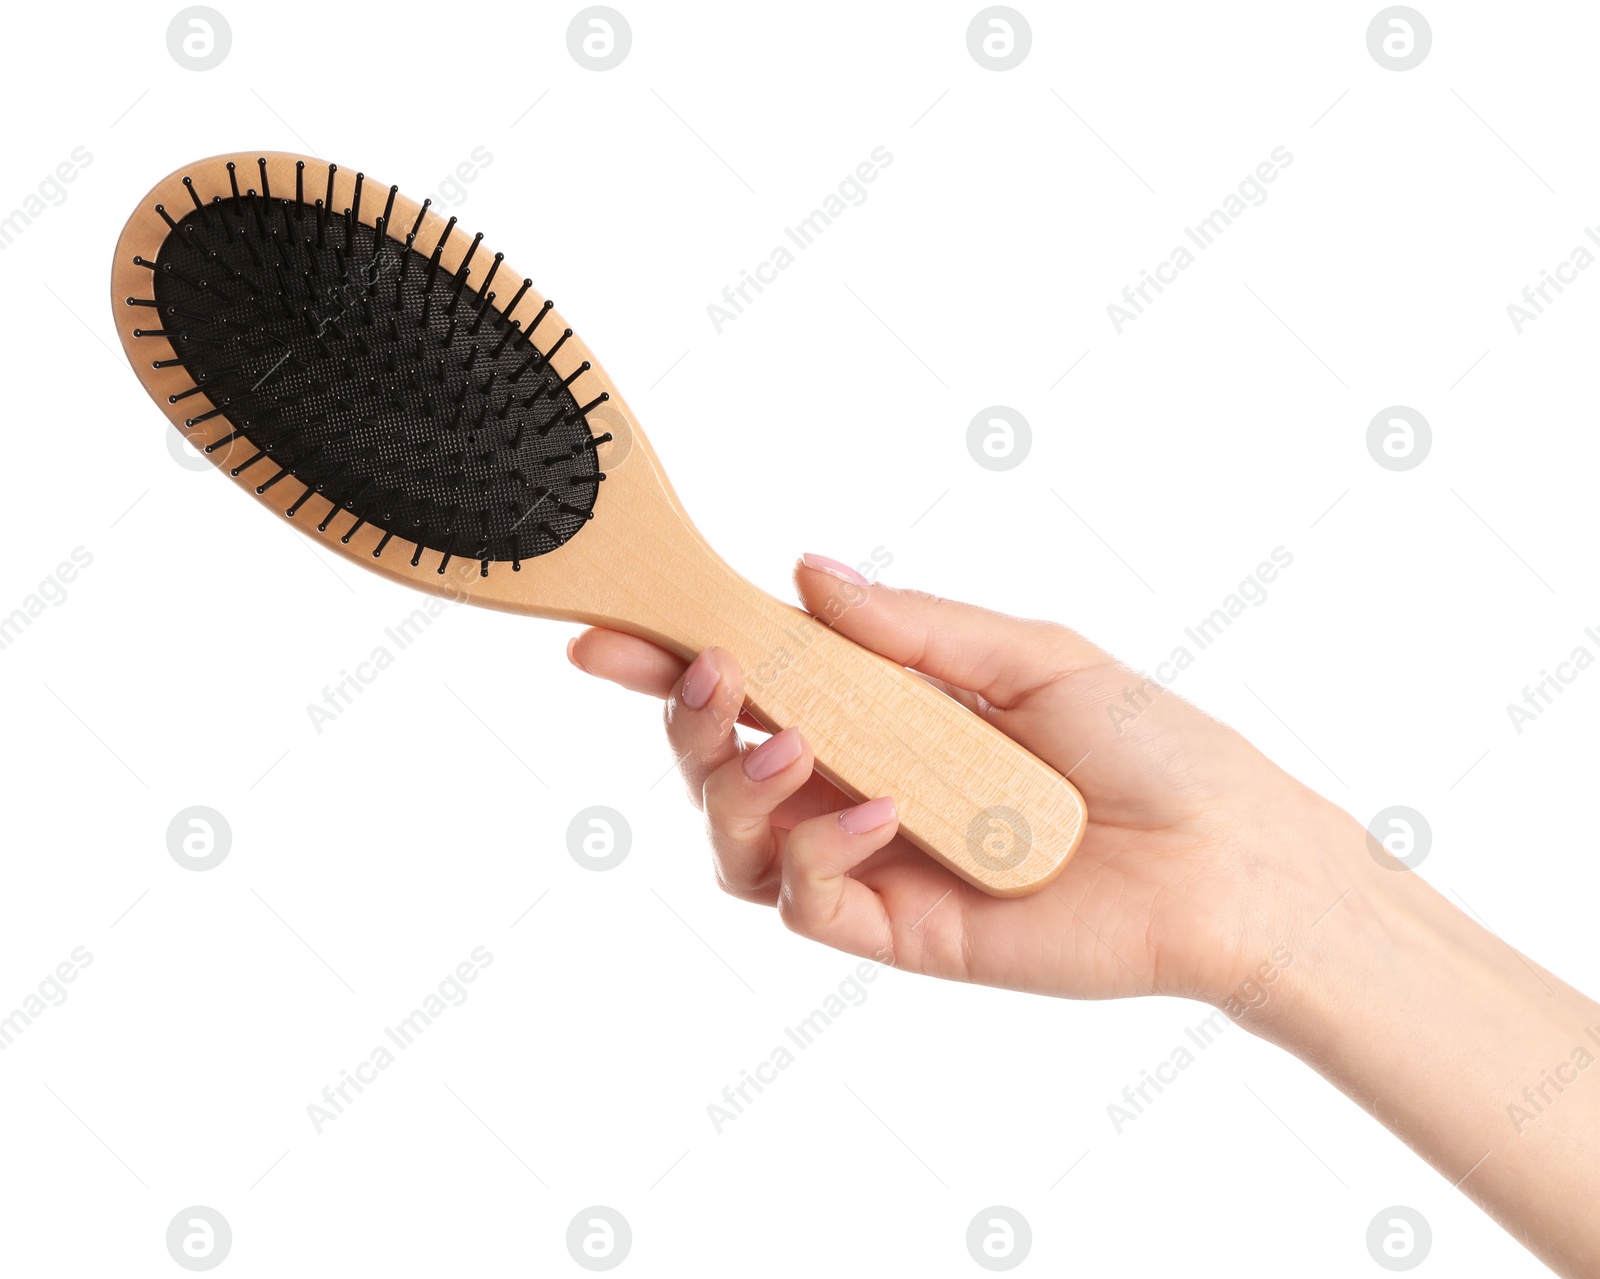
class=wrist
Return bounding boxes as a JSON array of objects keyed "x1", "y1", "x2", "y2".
[
  {"x1": 1233, "y1": 798, "x2": 1436, "y2": 1046},
  {"x1": 1196, "y1": 785, "x2": 1370, "y2": 1023},
  {"x1": 1237, "y1": 798, "x2": 1574, "y2": 1066}
]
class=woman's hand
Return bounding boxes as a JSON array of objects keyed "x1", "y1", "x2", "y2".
[
  {"x1": 572, "y1": 555, "x2": 1600, "y2": 1277},
  {"x1": 568, "y1": 554, "x2": 1352, "y2": 1007}
]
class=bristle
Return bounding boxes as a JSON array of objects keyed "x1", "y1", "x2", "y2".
[
  {"x1": 544, "y1": 328, "x2": 573, "y2": 363},
  {"x1": 554, "y1": 361, "x2": 590, "y2": 394},
  {"x1": 408, "y1": 198, "x2": 431, "y2": 242},
  {"x1": 478, "y1": 252, "x2": 503, "y2": 301},
  {"x1": 503, "y1": 279, "x2": 533, "y2": 318},
  {"x1": 457, "y1": 232, "x2": 482, "y2": 283},
  {"x1": 142, "y1": 164, "x2": 606, "y2": 565},
  {"x1": 230, "y1": 449, "x2": 267, "y2": 476},
  {"x1": 468, "y1": 290, "x2": 497, "y2": 335},
  {"x1": 491, "y1": 320, "x2": 521, "y2": 360},
  {"x1": 434, "y1": 216, "x2": 456, "y2": 260}
]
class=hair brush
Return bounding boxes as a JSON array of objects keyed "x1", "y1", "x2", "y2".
[{"x1": 110, "y1": 152, "x2": 1086, "y2": 896}]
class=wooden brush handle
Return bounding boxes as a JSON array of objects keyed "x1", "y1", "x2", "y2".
[{"x1": 635, "y1": 567, "x2": 1087, "y2": 896}]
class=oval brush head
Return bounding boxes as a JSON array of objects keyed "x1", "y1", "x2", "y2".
[
  {"x1": 112, "y1": 152, "x2": 1088, "y2": 898},
  {"x1": 128, "y1": 156, "x2": 608, "y2": 575}
]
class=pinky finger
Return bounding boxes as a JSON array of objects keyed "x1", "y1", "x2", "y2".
[{"x1": 777, "y1": 798, "x2": 900, "y2": 963}]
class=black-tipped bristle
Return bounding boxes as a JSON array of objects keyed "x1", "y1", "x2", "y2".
[
  {"x1": 479, "y1": 252, "x2": 503, "y2": 301},
  {"x1": 504, "y1": 278, "x2": 533, "y2": 318},
  {"x1": 146, "y1": 163, "x2": 605, "y2": 564}
]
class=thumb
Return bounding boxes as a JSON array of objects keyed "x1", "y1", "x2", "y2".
[{"x1": 793, "y1": 554, "x2": 1113, "y2": 709}]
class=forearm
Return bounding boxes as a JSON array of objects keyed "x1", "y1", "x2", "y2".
[{"x1": 1246, "y1": 803, "x2": 1600, "y2": 1278}]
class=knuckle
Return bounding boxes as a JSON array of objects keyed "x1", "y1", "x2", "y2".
[
  {"x1": 775, "y1": 884, "x2": 810, "y2": 935},
  {"x1": 700, "y1": 756, "x2": 745, "y2": 812}
]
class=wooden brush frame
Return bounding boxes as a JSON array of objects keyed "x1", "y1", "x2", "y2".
[{"x1": 111, "y1": 151, "x2": 1087, "y2": 896}]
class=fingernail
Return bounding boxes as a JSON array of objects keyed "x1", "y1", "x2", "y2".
[
  {"x1": 838, "y1": 797, "x2": 896, "y2": 835},
  {"x1": 800, "y1": 553, "x2": 870, "y2": 588},
  {"x1": 744, "y1": 727, "x2": 803, "y2": 781},
  {"x1": 681, "y1": 649, "x2": 719, "y2": 710},
  {"x1": 565, "y1": 637, "x2": 588, "y2": 674}
]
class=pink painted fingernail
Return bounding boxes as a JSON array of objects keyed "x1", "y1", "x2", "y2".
[
  {"x1": 800, "y1": 553, "x2": 870, "y2": 588},
  {"x1": 681, "y1": 649, "x2": 718, "y2": 710},
  {"x1": 838, "y1": 797, "x2": 897, "y2": 834},
  {"x1": 744, "y1": 727, "x2": 803, "y2": 781}
]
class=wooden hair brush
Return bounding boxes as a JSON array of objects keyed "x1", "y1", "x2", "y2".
[{"x1": 110, "y1": 152, "x2": 1086, "y2": 896}]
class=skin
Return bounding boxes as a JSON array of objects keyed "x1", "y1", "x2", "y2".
[{"x1": 569, "y1": 561, "x2": 1600, "y2": 1277}]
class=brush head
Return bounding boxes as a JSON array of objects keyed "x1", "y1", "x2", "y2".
[{"x1": 123, "y1": 157, "x2": 612, "y2": 572}]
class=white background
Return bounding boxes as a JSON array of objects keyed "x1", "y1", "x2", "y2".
[{"x1": 2, "y1": 0, "x2": 1595, "y2": 1274}]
